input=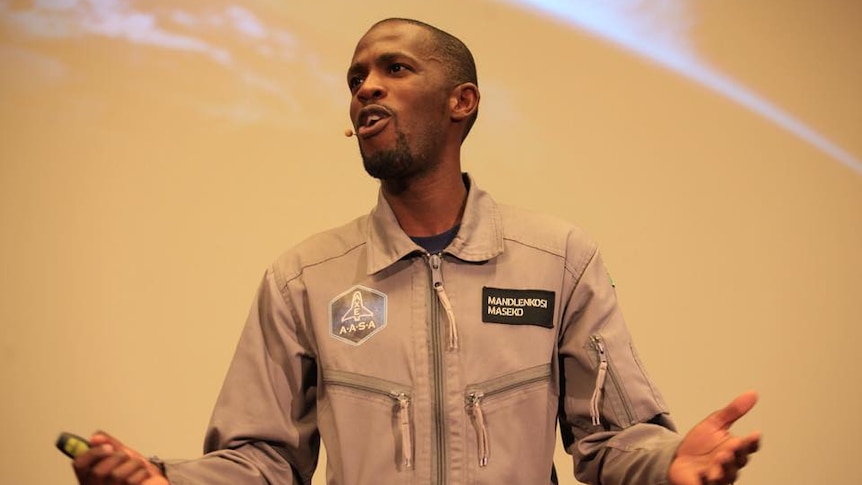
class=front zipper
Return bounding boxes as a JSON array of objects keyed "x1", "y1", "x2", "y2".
[
  {"x1": 464, "y1": 364, "x2": 552, "y2": 467},
  {"x1": 589, "y1": 335, "x2": 636, "y2": 426},
  {"x1": 427, "y1": 253, "x2": 448, "y2": 485},
  {"x1": 429, "y1": 253, "x2": 458, "y2": 350},
  {"x1": 323, "y1": 370, "x2": 413, "y2": 469}
]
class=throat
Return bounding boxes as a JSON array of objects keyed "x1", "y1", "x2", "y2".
[
  {"x1": 383, "y1": 172, "x2": 468, "y2": 238},
  {"x1": 410, "y1": 224, "x2": 460, "y2": 254}
]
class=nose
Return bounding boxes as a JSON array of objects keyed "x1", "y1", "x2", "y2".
[{"x1": 356, "y1": 71, "x2": 386, "y2": 103}]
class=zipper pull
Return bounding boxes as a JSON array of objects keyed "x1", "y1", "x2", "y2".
[
  {"x1": 590, "y1": 336, "x2": 608, "y2": 426},
  {"x1": 391, "y1": 392, "x2": 413, "y2": 469},
  {"x1": 428, "y1": 253, "x2": 459, "y2": 350},
  {"x1": 467, "y1": 392, "x2": 489, "y2": 467}
]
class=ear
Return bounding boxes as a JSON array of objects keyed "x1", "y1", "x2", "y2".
[{"x1": 449, "y1": 82, "x2": 480, "y2": 122}]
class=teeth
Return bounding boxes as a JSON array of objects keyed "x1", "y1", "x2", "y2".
[{"x1": 366, "y1": 114, "x2": 381, "y2": 127}]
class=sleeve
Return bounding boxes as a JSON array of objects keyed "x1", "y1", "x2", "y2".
[
  {"x1": 557, "y1": 246, "x2": 681, "y2": 485},
  {"x1": 164, "y1": 266, "x2": 320, "y2": 485}
]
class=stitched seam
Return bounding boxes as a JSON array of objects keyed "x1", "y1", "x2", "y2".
[
  {"x1": 502, "y1": 236, "x2": 579, "y2": 279},
  {"x1": 274, "y1": 242, "x2": 366, "y2": 354},
  {"x1": 278, "y1": 241, "x2": 366, "y2": 290}
]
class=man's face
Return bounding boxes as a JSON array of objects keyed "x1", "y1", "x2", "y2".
[{"x1": 347, "y1": 22, "x2": 452, "y2": 180}]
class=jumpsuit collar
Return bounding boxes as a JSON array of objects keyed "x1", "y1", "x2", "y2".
[{"x1": 365, "y1": 173, "x2": 504, "y2": 275}]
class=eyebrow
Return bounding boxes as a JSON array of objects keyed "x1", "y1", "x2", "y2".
[{"x1": 347, "y1": 51, "x2": 419, "y2": 79}]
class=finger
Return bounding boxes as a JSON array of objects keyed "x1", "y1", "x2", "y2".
[
  {"x1": 706, "y1": 449, "x2": 734, "y2": 482},
  {"x1": 72, "y1": 444, "x2": 116, "y2": 485},
  {"x1": 720, "y1": 454, "x2": 739, "y2": 484},
  {"x1": 110, "y1": 457, "x2": 147, "y2": 484},
  {"x1": 708, "y1": 390, "x2": 758, "y2": 429},
  {"x1": 743, "y1": 431, "x2": 761, "y2": 454},
  {"x1": 733, "y1": 431, "x2": 761, "y2": 469},
  {"x1": 703, "y1": 462, "x2": 724, "y2": 485},
  {"x1": 89, "y1": 451, "x2": 128, "y2": 485},
  {"x1": 90, "y1": 431, "x2": 126, "y2": 451},
  {"x1": 72, "y1": 443, "x2": 113, "y2": 474},
  {"x1": 127, "y1": 467, "x2": 151, "y2": 485},
  {"x1": 90, "y1": 431, "x2": 161, "y2": 478},
  {"x1": 733, "y1": 446, "x2": 749, "y2": 469}
]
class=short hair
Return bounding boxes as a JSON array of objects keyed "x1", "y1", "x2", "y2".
[{"x1": 371, "y1": 18, "x2": 479, "y2": 141}]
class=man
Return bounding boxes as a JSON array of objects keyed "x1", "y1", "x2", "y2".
[{"x1": 72, "y1": 18, "x2": 760, "y2": 485}]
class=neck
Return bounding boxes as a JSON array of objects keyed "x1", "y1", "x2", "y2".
[{"x1": 381, "y1": 169, "x2": 467, "y2": 238}]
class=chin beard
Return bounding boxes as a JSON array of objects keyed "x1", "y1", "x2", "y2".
[{"x1": 361, "y1": 130, "x2": 423, "y2": 180}]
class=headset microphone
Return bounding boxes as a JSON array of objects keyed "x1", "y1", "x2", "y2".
[{"x1": 344, "y1": 129, "x2": 354, "y2": 137}]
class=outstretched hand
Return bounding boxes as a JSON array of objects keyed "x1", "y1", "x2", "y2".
[
  {"x1": 72, "y1": 431, "x2": 169, "y2": 485},
  {"x1": 668, "y1": 391, "x2": 761, "y2": 485}
]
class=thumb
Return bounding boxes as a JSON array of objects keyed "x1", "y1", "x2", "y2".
[
  {"x1": 89, "y1": 430, "x2": 123, "y2": 452},
  {"x1": 90, "y1": 431, "x2": 163, "y2": 476},
  {"x1": 709, "y1": 390, "x2": 758, "y2": 429}
]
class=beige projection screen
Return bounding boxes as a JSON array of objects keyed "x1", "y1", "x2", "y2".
[{"x1": 1, "y1": 1, "x2": 860, "y2": 484}]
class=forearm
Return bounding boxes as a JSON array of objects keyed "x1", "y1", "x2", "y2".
[
  {"x1": 165, "y1": 442, "x2": 314, "y2": 485},
  {"x1": 572, "y1": 421, "x2": 680, "y2": 485}
]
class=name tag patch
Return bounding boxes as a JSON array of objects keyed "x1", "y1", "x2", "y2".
[{"x1": 482, "y1": 287, "x2": 555, "y2": 328}]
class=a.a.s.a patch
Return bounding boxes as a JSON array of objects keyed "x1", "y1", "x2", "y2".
[
  {"x1": 329, "y1": 285, "x2": 387, "y2": 345},
  {"x1": 482, "y1": 287, "x2": 556, "y2": 328}
]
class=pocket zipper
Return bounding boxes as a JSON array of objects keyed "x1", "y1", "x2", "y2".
[
  {"x1": 465, "y1": 364, "x2": 551, "y2": 467},
  {"x1": 323, "y1": 370, "x2": 413, "y2": 469},
  {"x1": 589, "y1": 336, "x2": 609, "y2": 426},
  {"x1": 589, "y1": 335, "x2": 636, "y2": 426}
]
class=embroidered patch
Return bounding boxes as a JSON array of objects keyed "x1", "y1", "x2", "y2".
[
  {"x1": 329, "y1": 285, "x2": 387, "y2": 345},
  {"x1": 482, "y1": 287, "x2": 556, "y2": 328}
]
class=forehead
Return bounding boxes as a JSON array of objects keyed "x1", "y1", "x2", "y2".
[{"x1": 350, "y1": 22, "x2": 433, "y2": 64}]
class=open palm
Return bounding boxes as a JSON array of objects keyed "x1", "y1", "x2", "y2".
[{"x1": 668, "y1": 391, "x2": 761, "y2": 485}]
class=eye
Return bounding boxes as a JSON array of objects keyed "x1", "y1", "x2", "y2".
[
  {"x1": 389, "y1": 63, "x2": 408, "y2": 74},
  {"x1": 348, "y1": 75, "x2": 364, "y2": 91}
]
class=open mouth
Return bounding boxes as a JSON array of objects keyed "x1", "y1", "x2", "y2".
[{"x1": 357, "y1": 106, "x2": 392, "y2": 139}]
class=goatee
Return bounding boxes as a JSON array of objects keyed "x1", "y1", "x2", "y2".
[{"x1": 361, "y1": 130, "x2": 423, "y2": 180}]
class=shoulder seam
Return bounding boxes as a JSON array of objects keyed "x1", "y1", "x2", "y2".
[
  {"x1": 275, "y1": 241, "x2": 366, "y2": 292},
  {"x1": 503, "y1": 236, "x2": 581, "y2": 279}
]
